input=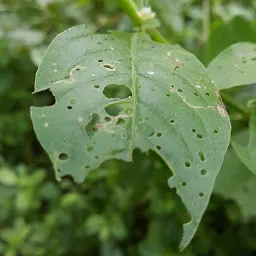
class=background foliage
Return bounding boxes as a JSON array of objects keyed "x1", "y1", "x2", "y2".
[{"x1": 0, "y1": 0, "x2": 256, "y2": 255}]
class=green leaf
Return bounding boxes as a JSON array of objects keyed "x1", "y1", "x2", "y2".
[
  {"x1": 232, "y1": 100, "x2": 256, "y2": 174},
  {"x1": 214, "y1": 131, "x2": 256, "y2": 219},
  {"x1": 30, "y1": 25, "x2": 231, "y2": 250},
  {"x1": 207, "y1": 42, "x2": 256, "y2": 90},
  {"x1": 199, "y1": 16, "x2": 256, "y2": 65}
]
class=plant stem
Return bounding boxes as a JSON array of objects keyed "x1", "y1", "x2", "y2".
[
  {"x1": 147, "y1": 29, "x2": 169, "y2": 43},
  {"x1": 117, "y1": 0, "x2": 142, "y2": 25},
  {"x1": 202, "y1": 0, "x2": 210, "y2": 43},
  {"x1": 117, "y1": 0, "x2": 169, "y2": 44}
]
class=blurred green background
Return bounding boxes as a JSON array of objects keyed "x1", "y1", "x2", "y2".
[{"x1": 1, "y1": 0, "x2": 256, "y2": 255}]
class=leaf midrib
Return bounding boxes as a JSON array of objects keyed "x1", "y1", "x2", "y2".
[{"x1": 129, "y1": 33, "x2": 138, "y2": 158}]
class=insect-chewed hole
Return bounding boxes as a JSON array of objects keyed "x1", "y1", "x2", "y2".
[
  {"x1": 103, "y1": 84, "x2": 132, "y2": 99},
  {"x1": 194, "y1": 93, "x2": 199, "y2": 96},
  {"x1": 95, "y1": 156, "x2": 99, "y2": 159},
  {"x1": 85, "y1": 165, "x2": 90, "y2": 169},
  {"x1": 87, "y1": 147, "x2": 93, "y2": 152},
  {"x1": 199, "y1": 192, "x2": 204, "y2": 197},
  {"x1": 177, "y1": 88, "x2": 183, "y2": 92},
  {"x1": 117, "y1": 118, "x2": 125, "y2": 125},
  {"x1": 59, "y1": 153, "x2": 69, "y2": 160},
  {"x1": 102, "y1": 64, "x2": 116, "y2": 71},
  {"x1": 201, "y1": 169, "x2": 207, "y2": 175},
  {"x1": 136, "y1": 123, "x2": 155, "y2": 137},
  {"x1": 32, "y1": 89, "x2": 55, "y2": 107},
  {"x1": 198, "y1": 152, "x2": 205, "y2": 161},
  {"x1": 196, "y1": 133, "x2": 203, "y2": 139},
  {"x1": 156, "y1": 132, "x2": 162, "y2": 137},
  {"x1": 169, "y1": 119, "x2": 175, "y2": 124},
  {"x1": 192, "y1": 128, "x2": 196, "y2": 133},
  {"x1": 214, "y1": 129, "x2": 219, "y2": 134},
  {"x1": 185, "y1": 161, "x2": 191, "y2": 167},
  {"x1": 85, "y1": 113, "x2": 100, "y2": 138},
  {"x1": 67, "y1": 105, "x2": 73, "y2": 110},
  {"x1": 104, "y1": 102, "x2": 129, "y2": 116},
  {"x1": 182, "y1": 182, "x2": 187, "y2": 187},
  {"x1": 206, "y1": 92, "x2": 210, "y2": 96},
  {"x1": 98, "y1": 59, "x2": 103, "y2": 62},
  {"x1": 94, "y1": 85, "x2": 100, "y2": 89},
  {"x1": 104, "y1": 116, "x2": 111, "y2": 122},
  {"x1": 156, "y1": 145, "x2": 161, "y2": 150}
]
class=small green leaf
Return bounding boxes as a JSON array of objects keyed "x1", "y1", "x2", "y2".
[
  {"x1": 31, "y1": 25, "x2": 231, "y2": 250},
  {"x1": 215, "y1": 131, "x2": 256, "y2": 219},
  {"x1": 207, "y1": 42, "x2": 256, "y2": 90},
  {"x1": 232, "y1": 100, "x2": 256, "y2": 174}
]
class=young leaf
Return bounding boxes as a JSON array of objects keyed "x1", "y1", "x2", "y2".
[
  {"x1": 214, "y1": 132, "x2": 256, "y2": 219},
  {"x1": 30, "y1": 25, "x2": 231, "y2": 250},
  {"x1": 232, "y1": 100, "x2": 256, "y2": 174},
  {"x1": 207, "y1": 43, "x2": 256, "y2": 90}
]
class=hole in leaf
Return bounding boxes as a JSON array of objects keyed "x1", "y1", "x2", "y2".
[
  {"x1": 214, "y1": 129, "x2": 219, "y2": 134},
  {"x1": 32, "y1": 89, "x2": 55, "y2": 107},
  {"x1": 94, "y1": 85, "x2": 100, "y2": 88},
  {"x1": 199, "y1": 192, "x2": 204, "y2": 197},
  {"x1": 196, "y1": 133, "x2": 203, "y2": 139},
  {"x1": 98, "y1": 59, "x2": 103, "y2": 62},
  {"x1": 198, "y1": 152, "x2": 205, "y2": 161},
  {"x1": 169, "y1": 120, "x2": 175, "y2": 123},
  {"x1": 85, "y1": 113, "x2": 100, "y2": 138},
  {"x1": 166, "y1": 93, "x2": 171, "y2": 97},
  {"x1": 136, "y1": 123, "x2": 155, "y2": 137},
  {"x1": 102, "y1": 64, "x2": 116, "y2": 71},
  {"x1": 182, "y1": 182, "x2": 187, "y2": 187},
  {"x1": 185, "y1": 161, "x2": 191, "y2": 167},
  {"x1": 177, "y1": 88, "x2": 183, "y2": 92},
  {"x1": 104, "y1": 116, "x2": 111, "y2": 122},
  {"x1": 156, "y1": 145, "x2": 161, "y2": 150},
  {"x1": 85, "y1": 165, "x2": 90, "y2": 169},
  {"x1": 67, "y1": 106, "x2": 73, "y2": 110},
  {"x1": 95, "y1": 156, "x2": 99, "y2": 159},
  {"x1": 116, "y1": 118, "x2": 125, "y2": 125},
  {"x1": 59, "y1": 153, "x2": 69, "y2": 160},
  {"x1": 201, "y1": 169, "x2": 207, "y2": 175},
  {"x1": 192, "y1": 128, "x2": 196, "y2": 133},
  {"x1": 87, "y1": 147, "x2": 93, "y2": 152},
  {"x1": 103, "y1": 84, "x2": 132, "y2": 99},
  {"x1": 206, "y1": 92, "x2": 210, "y2": 96},
  {"x1": 105, "y1": 102, "x2": 129, "y2": 116},
  {"x1": 156, "y1": 132, "x2": 162, "y2": 137},
  {"x1": 138, "y1": 117, "x2": 143, "y2": 121},
  {"x1": 194, "y1": 93, "x2": 199, "y2": 96}
]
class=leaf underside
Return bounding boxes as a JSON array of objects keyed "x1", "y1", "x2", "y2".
[
  {"x1": 207, "y1": 42, "x2": 256, "y2": 90},
  {"x1": 31, "y1": 25, "x2": 231, "y2": 250}
]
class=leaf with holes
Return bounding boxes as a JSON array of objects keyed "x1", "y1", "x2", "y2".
[
  {"x1": 215, "y1": 131, "x2": 256, "y2": 219},
  {"x1": 30, "y1": 25, "x2": 231, "y2": 250},
  {"x1": 207, "y1": 43, "x2": 256, "y2": 90},
  {"x1": 232, "y1": 100, "x2": 256, "y2": 175}
]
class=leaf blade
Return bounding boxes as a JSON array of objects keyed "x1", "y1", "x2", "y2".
[
  {"x1": 31, "y1": 26, "x2": 231, "y2": 250},
  {"x1": 207, "y1": 42, "x2": 256, "y2": 90}
]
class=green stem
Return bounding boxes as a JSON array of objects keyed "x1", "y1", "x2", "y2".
[
  {"x1": 146, "y1": 29, "x2": 169, "y2": 43},
  {"x1": 117, "y1": 0, "x2": 169, "y2": 44},
  {"x1": 117, "y1": 0, "x2": 142, "y2": 25},
  {"x1": 202, "y1": 0, "x2": 210, "y2": 43}
]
